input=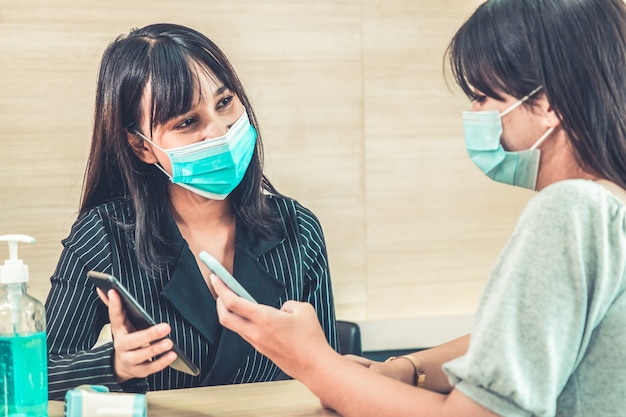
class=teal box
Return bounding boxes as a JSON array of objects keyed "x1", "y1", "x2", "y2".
[{"x1": 65, "y1": 385, "x2": 147, "y2": 417}]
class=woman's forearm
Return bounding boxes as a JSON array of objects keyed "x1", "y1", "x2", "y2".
[
  {"x1": 369, "y1": 334, "x2": 470, "y2": 393},
  {"x1": 303, "y1": 349, "x2": 448, "y2": 417},
  {"x1": 413, "y1": 334, "x2": 470, "y2": 393},
  {"x1": 301, "y1": 344, "x2": 494, "y2": 417}
]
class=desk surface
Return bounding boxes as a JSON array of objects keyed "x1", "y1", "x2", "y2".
[{"x1": 48, "y1": 380, "x2": 339, "y2": 416}]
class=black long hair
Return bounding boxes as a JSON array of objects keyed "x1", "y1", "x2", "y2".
[
  {"x1": 446, "y1": 0, "x2": 626, "y2": 189},
  {"x1": 81, "y1": 23, "x2": 281, "y2": 269}
]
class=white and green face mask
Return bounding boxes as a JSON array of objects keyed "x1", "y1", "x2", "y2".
[
  {"x1": 462, "y1": 86, "x2": 554, "y2": 190},
  {"x1": 136, "y1": 109, "x2": 257, "y2": 200}
]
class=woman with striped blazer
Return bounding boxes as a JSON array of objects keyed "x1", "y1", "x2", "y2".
[{"x1": 45, "y1": 23, "x2": 338, "y2": 400}]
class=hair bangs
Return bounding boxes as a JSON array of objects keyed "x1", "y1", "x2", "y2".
[
  {"x1": 448, "y1": 15, "x2": 512, "y2": 101},
  {"x1": 147, "y1": 39, "x2": 196, "y2": 131},
  {"x1": 447, "y1": 0, "x2": 540, "y2": 102},
  {"x1": 192, "y1": 45, "x2": 241, "y2": 99},
  {"x1": 146, "y1": 40, "x2": 240, "y2": 132},
  {"x1": 192, "y1": 60, "x2": 230, "y2": 107}
]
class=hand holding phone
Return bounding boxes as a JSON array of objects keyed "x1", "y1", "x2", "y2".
[
  {"x1": 199, "y1": 251, "x2": 258, "y2": 304},
  {"x1": 87, "y1": 270, "x2": 200, "y2": 376}
]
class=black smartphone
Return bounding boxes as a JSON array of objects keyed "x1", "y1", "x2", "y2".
[{"x1": 87, "y1": 270, "x2": 200, "y2": 376}]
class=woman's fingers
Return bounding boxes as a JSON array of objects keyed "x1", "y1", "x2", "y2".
[
  {"x1": 113, "y1": 323, "x2": 171, "y2": 353},
  {"x1": 212, "y1": 272, "x2": 337, "y2": 380},
  {"x1": 129, "y1": 351, "x2": 178, "y2": 378},
  {"x1": 211, "y1": 274, "x2": 259, "y2": 320},
  {"x1": 97, "y1": 288, "x2": 177, "y2": 381},
  {"x1": 103, "y1": 289, "x2": 136, "y2": 334},
  {"x1": 114, "y1": 338, "x2": 178, "y2": 379},
  {"x1": 111, "y1": 323, "x2": 177, "y2": 381},
  {"x1": 96, "y1": 287, "x2": 109, "y2": 305}
]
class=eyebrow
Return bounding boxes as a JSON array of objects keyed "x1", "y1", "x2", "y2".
[
  {"x1": 197, "y1": 84, "x2": 229, "y2": 103},
  {"x1": 214, "y1": 85, "x2": 229, "y2": 96},
  {"x1": 189, "y1": 84, "x2": 230, "y2": 110}
]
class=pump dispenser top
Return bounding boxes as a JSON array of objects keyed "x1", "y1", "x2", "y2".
[{"x1": 0, "y1": 234, "x2": 35, "y2": 284}]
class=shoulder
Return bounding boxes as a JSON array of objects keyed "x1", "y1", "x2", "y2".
[
  {"x1": 521, "y1": 179, "x2": 625, "y2": 228},
  {"x1": 495, "y1": 179, "x2": 626, "y2": 272},
  {"x1": 74, "y1": 198, "x2": 133, "y2": 224},
  {"x1": 63, "y1": 199, "x2": 133, "y2": 254},
  {"x1": 529, "y1": 178, "x2": 621, "y2": 208},
  {"x1": 506, "y1": 179, "x2": 626, "y2": 275},
  {"x1": 265, "y1": 194, "x2": 327, "y2": 247},
  {"x1": 266, "y1": 194, "x2": 323, "y2": 229}
]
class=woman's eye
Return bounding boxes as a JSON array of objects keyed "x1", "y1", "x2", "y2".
[
  {"x1": 176, "y1": 118, "x2": 196, "y2": 129},
  {"x1": 217, "y1": 95, "x2": 234, "y2": 109}
]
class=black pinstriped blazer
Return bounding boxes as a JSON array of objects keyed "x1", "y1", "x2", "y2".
[{"x1": 45, "y1": 195, "x2": 338, "y2": 400}]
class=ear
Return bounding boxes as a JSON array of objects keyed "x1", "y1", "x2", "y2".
[
  {"x1": 127, "y1": 130, "x2": 159, "y2": 164},
  {"x1": 538, "y1": 95, "x2": 561, "y2": 129}
]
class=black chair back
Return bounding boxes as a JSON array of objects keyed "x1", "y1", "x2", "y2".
[{"x1": 336, "y1": 320, "x2": 362, "y2": 356}]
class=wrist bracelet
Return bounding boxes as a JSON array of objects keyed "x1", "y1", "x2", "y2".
[{"x1": 385, "y1": 354, "x2": 426, "y2": 387}]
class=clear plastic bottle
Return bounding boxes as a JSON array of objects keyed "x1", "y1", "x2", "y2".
[{"x1": 0, "y1": 234, "x2": 47, "y2": 417}]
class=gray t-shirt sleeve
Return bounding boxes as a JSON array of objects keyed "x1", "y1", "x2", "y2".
[{"x1": 443, "y1": 180, "x2": 626, "y2": 417}]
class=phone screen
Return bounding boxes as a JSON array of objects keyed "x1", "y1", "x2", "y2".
[{"x1": 87, "y1": 270, "x2": 200, "y2": 376}]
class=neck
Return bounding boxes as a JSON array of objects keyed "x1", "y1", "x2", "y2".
[
  {"x1": 169, "y1": 184, "x2": 234, "y2": 229},
  {"x1": 168, "y1": 185, "x2": 237, "y2": 290},
  {"x1": 535, "y1": 128, "x2": 597, "y2": 190}
]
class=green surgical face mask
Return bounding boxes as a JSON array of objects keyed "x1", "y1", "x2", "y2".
[
  {"x1": 462, "y1": 86, "x2": 554, "y2": 190},
  {"x1": 136, "y1": 110, "x2": 257, "y2": 200}
]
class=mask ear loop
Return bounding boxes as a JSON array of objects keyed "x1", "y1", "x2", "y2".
[
  {"x1": 132, "y1": 130, "x2": 174, "y2": 181},
  {"x1": 530, "y1": 126, "x2": 556, "y2": 151},
  {"x1": 499, "y1": 85, "x2": 553, "y2": 151},
  {"x1": 500, "y1": 86, "x2": 544, "y2": 117},
  {"x1": 133, "y1": 130, "x2": 166, "y2": 153}
]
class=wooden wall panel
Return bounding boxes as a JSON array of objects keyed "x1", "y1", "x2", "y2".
[
  {"x1": 0, "y1": 0, "x2": 532, "y2": 327},
  {"x1": 361, "y1": 0, "x2": 532, "y2": 320}
]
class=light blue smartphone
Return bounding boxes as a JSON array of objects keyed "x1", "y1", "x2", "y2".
[{"x1": 199, "y1": 251, "x2": 258, "y2": 304}]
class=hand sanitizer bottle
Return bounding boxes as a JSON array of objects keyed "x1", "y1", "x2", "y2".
[{"x1": 0, "y1": 234, "x2": 47, "y2": 417}]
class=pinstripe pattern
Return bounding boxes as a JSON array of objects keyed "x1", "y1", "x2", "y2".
[{"x1": 45, "y1": 195, "x2": 337, "y2": 400}]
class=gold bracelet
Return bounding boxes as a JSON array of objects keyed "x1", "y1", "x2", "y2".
[{"x1": 385, "y1": 354, "x2": 426, "y2": 387}]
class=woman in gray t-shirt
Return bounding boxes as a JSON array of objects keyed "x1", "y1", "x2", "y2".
[{"x1": 210, "y1": 1, "x2": 626, "y2": 416}]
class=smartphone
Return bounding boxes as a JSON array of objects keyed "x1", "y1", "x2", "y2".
[
  {"x1": 87, "y1": 270, "x2": 200, "y2": 376},
  {"x1": 198, "y1": 251, "x2": 258, "y2": 304}
]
